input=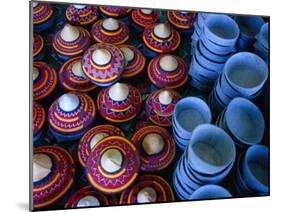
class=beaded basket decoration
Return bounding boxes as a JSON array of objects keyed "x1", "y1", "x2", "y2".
[
  {"x1": 97, "y1": 83, "x2": 142, "y2": 123},
  {"x1": 119, "y1": 44, "x2": 146, "y2": 78},
  {"x1": 59, "y1": 56, "x2": 97, "y2": 92},
  {"x1": 33, "y1": 102, "x2": 46, "y2": 141},
  {"x1": 86, "y1": 136, "x2": 140, "y2": 194},
  {"x1": 143, "y1": 23, "x2": 181, "y2": 54},
  {"x1": 33, "y1": 33, "x2": 45, "y2": 61},
  {"x1": 33, "y1": 3, "x2": 55, "y2": 33},
  {"x1": 131, "y1": 126, "x2": 176, "y2": 172},
  {"x1": 33, "y1": 146, "x2": 75, "y2": 209},
  {"x1": 99, "y1": 6, "x2": 132, "y2": 18},
  {"x1": 119, "y1": 175, "x2": 175, "y2": 204},
  {"x1": 146, "y1": 89, "x2": 181, "y2": 127},
  {"x1": 167, "y1": 11, "x2": 197, "y2": 31},
  {"x1": 52, "y1": 24, "x2": 91, "y2": 60},
  {"x1": 91, "y1": 18, "x2": 130, "y2": 45},
  {"x1": 131, "y1": 9, "x2": 159, "y2": 30},
  {"x1": 78, "y1": 124, "x2": 125, "y2": 168},
  {"x1": 33, "y1": 61, "x2": 58, "y2": 101},
  {"x1": 82, "y1": 43, "x2": 125, "y2": 87},
  {"x1": 147, "y1": 54, "x2": 189, "y2": 89},
  {"x1": 66, "y1": 5, "x2": 99, "y2": 26},
  {"x1": 65, "y1": 185, "x2": 117, "y2": 208},
  {"x1": 47, "y1": 92, "x2": 96, "y2": 140}
]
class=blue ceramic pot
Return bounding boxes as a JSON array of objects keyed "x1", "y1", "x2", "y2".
[
  {"x1": 204, "y1": 14, "x2": 240, "y2": 47},
  {"x1": 188, "y1": 124, "x2": 236, "y2": 175},
  {"x1": 242, "y1": 145, "x2": 269, "y2": 194},
  {"x1": 255, "y1": 22, "x2": 269, "y2": 50},
  {"x1": 223, "y1": 52, "x2": 268, "y2": 97},
  {"x1": 173, "y1": 97, "x2": 212, "y2": 139},
  {"x1": 234, "y1": 16, "x2": 264, "y2": 51},
  {"x1": 224, "y1": 98, "x2": 265, "y2": 146}
]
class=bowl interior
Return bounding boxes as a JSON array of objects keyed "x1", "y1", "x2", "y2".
[
  {"x1": 225, "y1": 53, "x2": 268, "y2": 89},
  {"x1": 206, "y1": 15, "x2": 239, "y2": 39},
  {"x1": 191, "y1": 126, "x2": 235, "y2": 167},
  {"x1": 226, "y1": 98, "x2": 264, "y2": 144},
  {"x1": 175, "y1": 98, "x2": 211, "y2": 132},
  {"x1": 247, "y1": 147, "x2": 269, "y2": 187}
]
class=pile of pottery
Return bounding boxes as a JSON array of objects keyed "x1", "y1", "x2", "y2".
[
  {"x1": 173, "y1": 124, "x2": 236, "y2": 200},
  {"x1": 189, "y1": 14, "x2": 240, "y2": 91},
  {"x1": 216, "y1": 98, "x2": 265, "y2": 149},
  {"x1": 172, "y1": 97, "x2": 212, "y2": 150},
  {"x1": 233, "y1": 145, "x2": 269, "y2": 196},
  {"x1": 209, "y1": 52, "x2": 268, "y2": 116},
  {"x1": 234, "y1": 15, "x2": 264, "y2": 51}
]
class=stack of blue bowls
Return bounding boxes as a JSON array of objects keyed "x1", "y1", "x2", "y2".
[
  {"x1": 254, "y1": 23, "x2": 269, "y2": 65},
  {"x1": 189, "y1": 184, "x2": 232, "y2": 200},
  {"x1": 189, "y1": 14, "x2": 240, "y2": 91},
  {"x1": 216, "y1": 98, "x2": 265, "y2": 149},
  {"x1": 209, "y1": 51, "x2": 269, "y2": 116},
  {"x1": 173, "y1": 124, "x2": 236, "y2": 200},
  {"x1": 234, "y1": 15, "x2": 264, "y2": 51},
  {"x1": 191, "y1": 13, "x2": 209, "y2": 49},
  {"x1": 172, "y1": 97, "x2": 212, "y2": 151},
  {"x1": 233, "y1": 145, "x2": 269, "y2": 196}
]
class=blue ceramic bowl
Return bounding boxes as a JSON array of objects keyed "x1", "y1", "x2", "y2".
[
  {"x1": 188, "y1": 124, "x2": 236, "y2": 175},
  {"x1": 234, "y1": 16, "x2": 264, "y2": 41},
  {"x1": 223, "y1": 52, "x2": 269, "y2": 97},
  {"x1": 256, "y1": 22, "x2": 269, "y2": 50},
  {"x1": 173, "y1": 97, "x2": 212, "y2": 138},
  {"x1": 204, "y1": 14, "x2": 240, "y2": 46},
  {"x1": 188, "y1": 184, "x2": 232, "y2": 200},
  {"x1": 242, "y1": 145, "x2": 269, "y2": 193},
  {"x1": 225, "y1": 98, "x2": 265, "y2": 146}
]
